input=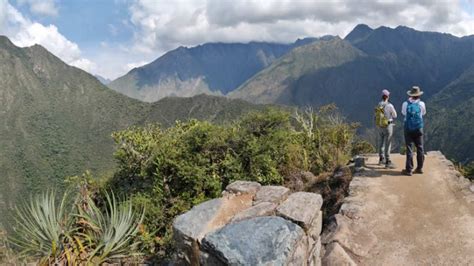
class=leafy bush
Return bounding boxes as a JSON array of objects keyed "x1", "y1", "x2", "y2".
[
  {"x1": 351, "y1": 139, "x2": 376, "y2": 155},
  {"x1": 107, "y1": 107, "x2": 357, "y2": 258}
]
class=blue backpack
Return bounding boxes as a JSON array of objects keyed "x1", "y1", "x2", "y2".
[{"x1": 405, "y1": 101, "x2": 423, "y2": 132}]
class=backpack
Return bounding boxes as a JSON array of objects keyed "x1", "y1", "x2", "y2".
[
  {"x1": 375, "y1": 102, "x2": 389, "y2": 128},
  {"x1": 405, "y1": 101, "x2": 423, "y2": 132}
]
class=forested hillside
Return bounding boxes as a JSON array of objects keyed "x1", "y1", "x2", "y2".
[
  {"x1": 0, "y1": 36, "x2": 264, "y2": 222},
  {"x1": 230, "y1": 25, "x2": 474, "y2": 162}
]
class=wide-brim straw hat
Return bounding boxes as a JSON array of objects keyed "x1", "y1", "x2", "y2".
[{"x1": 407, "y1": 86, "x2": 424, "y2": 97}]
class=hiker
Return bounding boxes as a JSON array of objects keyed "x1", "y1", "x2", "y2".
[
  {"x1": 401, "y1": 86, "x2": 426, "y2": 176},
  {"x1": 375, "y1": 89, "x2": 397, "y2": 168}
]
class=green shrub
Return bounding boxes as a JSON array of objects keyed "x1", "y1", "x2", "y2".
[
  {"x1": 106, "y1": 107, "x2": 356, "y2": 259},
  {"x1": 458, "y1": 162, "x2": 474, "y2": 181},
  {"x1": 351, "y1": 139, "x2": 376, "y2": 155}
]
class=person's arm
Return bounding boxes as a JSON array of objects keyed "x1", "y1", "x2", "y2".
[
  {"x1": 390, "y1": 104, "x2": 397, "y2": 119},
  {"x1": 401, "y1": 102, "x2": 407, "y2": 116},
  {"x1": 421, "y1": 102, "x2": 426, "y2": 115}
]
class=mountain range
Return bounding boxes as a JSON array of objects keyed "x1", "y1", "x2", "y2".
[
  {"x1": 109, "y1": 24, "x2": 474, "y2": 162},
  {"x1": 1, "y1": 24, "x2": 474, "y2": 225},
  {"x1": 0, "y1": 36, "x2": 263, "y2": 223},
  {"x1": 231, "y1": 25, "x2": 474, "y2": 126},
  {"x1": 108, "y1": 37, "x2": 329, "y2": 102}
]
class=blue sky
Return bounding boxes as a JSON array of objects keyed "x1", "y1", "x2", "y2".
[{"x1": 1, "y1": 0, "x2": 473, "y2": 80}]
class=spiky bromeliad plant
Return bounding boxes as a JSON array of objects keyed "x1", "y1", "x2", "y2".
[
  {"x1": 77, "y1": 192, "x2": 144, "y2": 264},
  {"x1": 8, "y1": 190, "x2": 144, "y2": 264},
  {"x1": 8, "y1": 190, "x2": 77, "y2": 264}
]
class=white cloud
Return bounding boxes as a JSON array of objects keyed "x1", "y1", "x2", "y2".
[
  {"x1": 85, "y1": 48, "x2": 154, "y2": 80},
  {"x1": 128, "y1": 0, "x2": 474, "y2": 56},
  {"x1": 2, "y1": 0, "x2": 474, "y2": 80},
  {"x1": 127, "y1": 60, "x2": 149, "y2": 70},
  {"x1": 17, "y1": 0, "x2": 58, "y2": 16},
  {"x1": 0, "y1": 1, "x2": 96, "y2": 73}
]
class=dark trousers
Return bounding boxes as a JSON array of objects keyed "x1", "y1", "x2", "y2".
[{"x1": 404, "y1": 129, "x2": 424, "y2": 171}]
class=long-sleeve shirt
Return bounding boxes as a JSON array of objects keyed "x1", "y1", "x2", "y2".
[{"x1": 401, "y1": 98, "x2": 426, "y2": 120}]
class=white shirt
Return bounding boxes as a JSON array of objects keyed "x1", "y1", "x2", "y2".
[
  {"x1": 401, "y1": 98, "x2": 426, "y2": 118},
  {"x1": 378, "y1": 101, "x2": 397, "y2": 121}
]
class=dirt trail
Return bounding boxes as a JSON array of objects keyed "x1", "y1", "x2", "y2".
[{"x1": 335, "y1": 152, "x2": 474, "y2": 265}]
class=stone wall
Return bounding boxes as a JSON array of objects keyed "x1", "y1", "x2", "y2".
[
  {"x1": 173, "y1": 181, "x2": 324, "y2": 265},
  {"x1": 319, "y1": 151, "x2": 474, "y2": 265}
]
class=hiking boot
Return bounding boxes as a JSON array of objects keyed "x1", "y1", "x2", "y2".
[
  {"x1": 401, "y1": 169, "x2": 412, "y2": 176},
  {"x1": 385, "y1": 161, "x2": 396, "y2": 169},
  {"x1": 414, "y1": 168, "x2": 424, "y2": 174},
  {"x1": 378, "y1": 157, "x2": 385, "y2": 165}
]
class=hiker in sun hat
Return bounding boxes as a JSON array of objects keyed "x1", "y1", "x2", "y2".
[
  {"x1": 374, "y1": 89, "x2": 397, "y2": 168},
  {"x1": 401, "y1": 86, "x2": 427, "y2": 176}
]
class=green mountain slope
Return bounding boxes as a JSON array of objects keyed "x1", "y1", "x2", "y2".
[
  {"x1": 229, "y1": 25, "x2": 474, "y2": 162},
  {"x1": 230, "y1": 37, "x2": 365, "y2": 104},
  {"x1": 426, "y1": 66, "x2": 474, "y2": 162},
  {"x1": 108, "y1": 38, "x2": 325, "y2": 102},
  {"x1": 231, "y1": 25, "x2": 474, "y2": 126},
  {"x1": 0, "y1": 36, "x2": 263, "y2": 216}
]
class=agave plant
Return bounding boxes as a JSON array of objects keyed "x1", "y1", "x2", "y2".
[
  {"x1": 77, "y1": 191, "x2": 144, "y2": 264},
  {"x1": 8, "y1": 190, "x2": 79, "y2": 264}
]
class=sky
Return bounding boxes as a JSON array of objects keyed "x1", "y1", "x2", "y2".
[{"x1": 0, "y1": 0, "x2": 473, "y2": 80}]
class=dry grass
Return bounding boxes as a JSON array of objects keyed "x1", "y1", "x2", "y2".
[{"x1": 285, "y1": 166, "x2": 353, "y2": 226}]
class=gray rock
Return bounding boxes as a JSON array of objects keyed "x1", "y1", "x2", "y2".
[
  {"x1": 173, "y1": 194, "x2": 253, "y2": 265},
  {"x1": 339, "y1": 200, "x2": 363, "y2": 220},
  {"x1": 308, "y1": 237, "x2": 322, "y2": 266},
  {"x1": 308, "y1": 211, "x2": 323, "y2": 239},
  {"x1": 321, "y1": 214, "x2": 377, "y2": 258},
  {"x1": 354, "y1": 156, "x2": 365, "y2": 168},
  {"x1": 226, "y1": 181, "x2": 261, "y2": 196},
  {"x1": 201, "y1": 216, "x2": 305, "y2": 265},
  {"x1": 174, "y1": 198, "x2": 223, "y2": 240},
  {"x1": 254, "y1": 185, "x2": 290, "y2": 205},
  {"x1": 230, "y1": 202, "x2": 277, "y2": 223},
  {"x1": 288, "y1": 235, "x2": 309, "y2": 265},
  {"x1": 277, "y1": 192, "x2": 323, "y2": 230},
  {"x1": 322, "y1": 242, "x2": 356, "y2": 266}
]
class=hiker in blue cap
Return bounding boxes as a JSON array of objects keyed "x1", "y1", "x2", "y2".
[
  {"x1": 401, "y1": 86, "x2": 427, "y2": 176},
  {"x1": 374, "y1": 89, "x2": 397, "y2": 169}
]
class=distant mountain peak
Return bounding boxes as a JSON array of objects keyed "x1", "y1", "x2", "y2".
[
  {"x1": 0, "y1": 35, "x2": 16, "y2": 49},
  {"x1": 109, "y1": 38, "x2": 322, "y2": 102},
  {"x1": 395, "y1": 25, "x2": 414, "y2": 31},
  {"x1": 345, "y1": 24, "x2": 374, "y2": 43},
  {"x1": 95, "y1": 75, "x2": 111, "y2": 85},
  {"x1": 355, "y1": 24, "x2": 373, "y2": 31}
]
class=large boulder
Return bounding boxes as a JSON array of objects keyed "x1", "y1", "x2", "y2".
[
  {"x1": 200, "y1": 216, "x2": 306, "y2": 265},
  {"x1": 230, "y1": 202, "x2": 277, "y2": 223},
  {"x1": 173, "y1": 194, "x2": 253, "y2": 264},
  {"x1": 276, "y1": 192, "x2": 323, "y2": 230},
  {"x1": 225, "y1": 181, "x2": 261, "y2": 196},
  {"x1": 254, "y1": 185, "x2": 291, "y2": 205}
]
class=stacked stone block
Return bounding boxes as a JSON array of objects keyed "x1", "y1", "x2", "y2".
[{"x1": 173, "y1": 181, "x2": 324, "y2": 265}]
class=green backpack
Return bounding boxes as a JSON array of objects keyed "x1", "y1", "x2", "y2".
[{"x1": 375, "y1": 103, "x2": 389, "y2": 128}]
